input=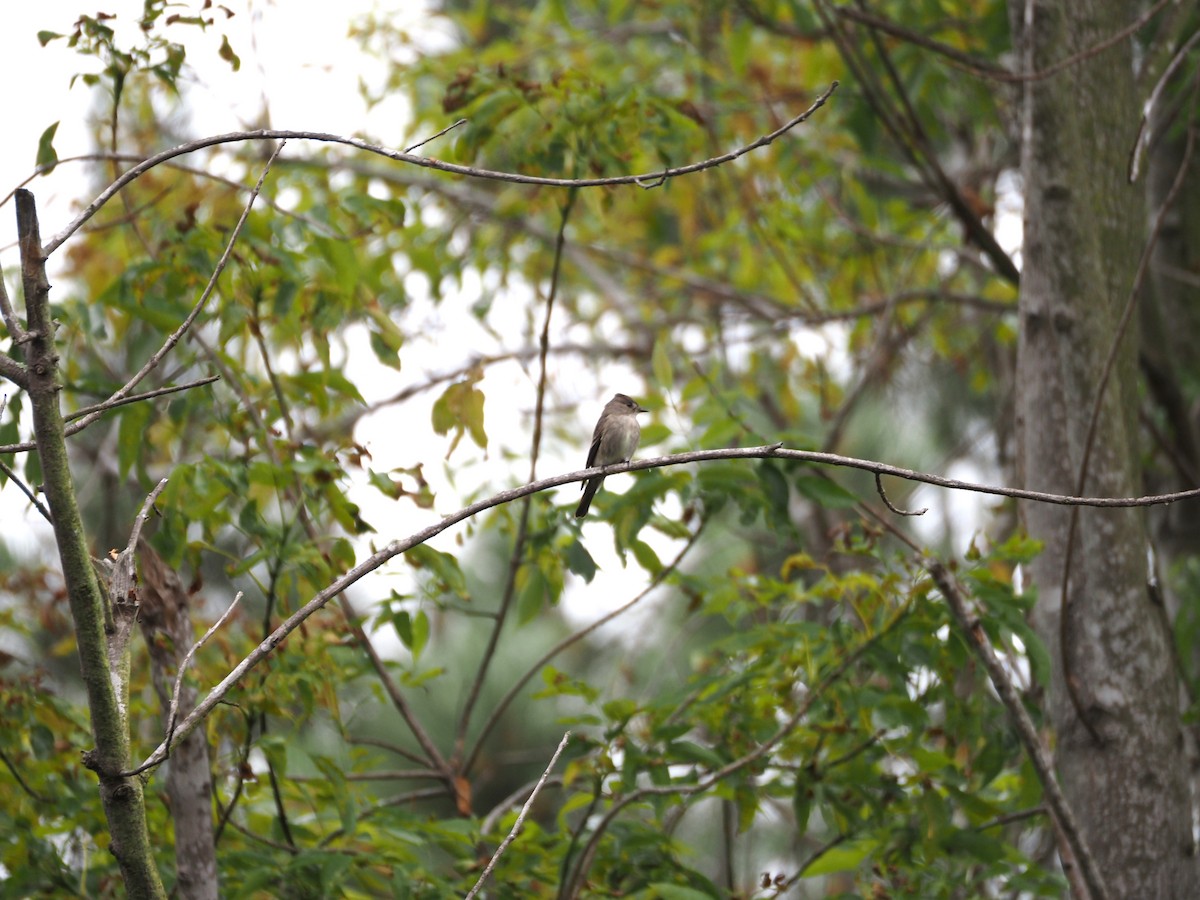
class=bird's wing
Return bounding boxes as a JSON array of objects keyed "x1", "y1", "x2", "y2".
[{"x1": 584, "y1": 430, "x2": 602, "y2": 469}]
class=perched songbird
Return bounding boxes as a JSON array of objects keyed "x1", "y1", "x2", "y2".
[{"x1": 576, "y1": 393, "x2": 648, "y2": 518}]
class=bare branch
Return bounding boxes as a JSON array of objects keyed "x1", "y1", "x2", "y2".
[
  {"x1": 465, "y1": 732, "x2": 571, "y2": 900},
  {"x1": 0, "y1": 271, "x2": 30, "y2": 366},
  {"x1": 926, "y1": 560, "x2": 1109, "y2": 900},
  {"x1": 63, "y1": 146, "x2": 283, "y2": 438},
  {"x1": 124, "y1": 442, "x2": 1199, "y2": 775},
  {"x1": 64, "y1": 375, "x2": 221, "y2": 423},
  {"x1": 455, "y1": 189, "x2": 577, "y2": 765},
  {"x1": 0, "y1": 457, "x2": 51, "y2": 523},
  {"x1": 875, "y1": 472, "x2": 927, "y2": 516},
  {"x1": 108, "y1": 478, "x2": 170, "y2": 608},
  {"x1": 164, "y1": 591, "x2": 244, "y2": 749},
  {"x1": 463, "y1": 523, "x2": 704, "y2": 775},
  {"x1": 43, "y1": 83, "x2": 839, "y2": 254},
  {"x1": 480, "y1": 775, "x2": 565, "y2": 837},
  {"x1": 404, "y1": 118, "x2": 468, "y2": 154},
  {"x1": 1128, "y1": 29, "x2": 1200, "y2": 181},
  {"x1": 0, "y1": 353, "x2": 28, "y2": 389}
]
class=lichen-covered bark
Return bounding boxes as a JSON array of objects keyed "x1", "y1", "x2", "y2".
[
  {"x1": 16, "y1": 189, "x2": 167, "y2": 900},
  {"x1": 1012, "y1": 2, "x2": 1196, "y2": 895}
]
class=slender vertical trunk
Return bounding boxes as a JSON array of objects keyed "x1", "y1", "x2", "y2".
[{"x1": 16, "y1": 190, "x2": 167, "y2": 898}]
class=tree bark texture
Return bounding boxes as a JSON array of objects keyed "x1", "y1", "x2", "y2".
[
  {"x1": 138, "y1": 542, "x2": 220, "y2": 900},
  {"x1": 1013, "y1": 2, "x2": 1196, "y2": 896},
  {"x1": 16, "y1": 189, "x2": 167, "y2": 900}
]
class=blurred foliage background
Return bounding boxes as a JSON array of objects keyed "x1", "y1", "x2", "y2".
[{"x1": 1, "y1": 0, "x2": 1197, "y2": 897}]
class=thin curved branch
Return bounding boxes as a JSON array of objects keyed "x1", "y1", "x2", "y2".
[
  {"x1": 454, "y1": 190, "x2": 577, "y2": 767},
  {"x1": 63, "y1": 375, "x2": 221, "y2": 423},
  {"x1": 1128, "y1": 28, "x2": 1200, "y2": 182},
  {"x1": 465, "y1": 732, "x2": 571, "y2": 900},
  {"x1": 561, "y1": 596, "x2": 913, "y2": 897},
  {"x1": 42, "y1": 82, "x2": 839, "y2": 255},
  {"x1": 480, "y1": 774, "x2": 566, "y2": 837},
  {"x1": 0, "y1": 457, "x2": 51, "y2": 523},
  {"x1": 0, "y1": 748, "x2": 49, "y2": 804},
  {"x1": 926, "y1": 560, "x2": 1109, "y2": 900},
  {"x1": 875, "y1": 472, "x2": 927, "y2": 516},
  {"x1": 462, "y1": 521, "x2": 705, "y2": 776},
  {"x1": 65, "y1": 146, "x2": 283, "y2": 439},
  {"x1": 2, "y1": 153, "x2": 341, "y2": 238},
  {"x1": 835, "y1": 0, "x2": 1172, "y2": 85},
  {"x1": 0, "y1": 275, "x2": 30, "y2": 387},
  {"x1": 123, "y1": 443, "x2": 1200, "y2": 776},
  {"x1": 0, "y1": 375, "x2": 221, "y2": 455}
]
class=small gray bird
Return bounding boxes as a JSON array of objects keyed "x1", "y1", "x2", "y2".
[{"x1": 575, "y1": 393, "x2": 648, "y2": 518}]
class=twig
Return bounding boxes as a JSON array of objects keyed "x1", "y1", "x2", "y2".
[
  {"x1": 43, "y1": 83, "x2": 838, "y2": 254},
  {"x1": 975, "y1": 805, "x2": 1047, "y2": 832},
  {"x1": 122, "y1": 442, "x2": 1200, "y2": 776},
  {"x1": 1128, "y1": 29, "x2": 1200, "y2": 182},
  {"x1": 0, "y1": 747, "x2": 48, "y2": 803},
  {"x1": 455, "y1": 189, "x2": 576, "y2": 764},
  {"x1": 465, "y1": 732, "x2": 571, "y2": 900},
  {"x1": 163, "y1": 591, "x2": 244, "y2": 750},
  {"x1": 926, "y1": 560, "x2": 1109, "y2": 900},
  {"x1": 0, "y1": 458, "x2": 52, "y2": 523},
  {"x1": 480, "y1": 775, "x2": 566, "y2": 837},
  {"x1": 783, "y1": 832, "x2": 851, "y2": 888},
  {"x1": 127, "y1": 479, "x2": 167, "y2": 557},
  {"x1": 64, "y1": 375, "x2": 220, "y2": 422},
  {"x1": 62, "y1": 144, "x2": 283, "y2": 437},
  {"x1": 875, "y1": 472, "x2": 927, "y2": 516},
  {"x1": 107, "y1": 478, "x2": 170, "y2": 610},
  {"x1": 405, "y1": 118, "x2": 468, "y2": 154},
  {"x1": 463, "y1": 522, "x2": 704, "y2": 775},
  {"x1": 0, "y1": 270, "x2": 29, "y2": 349}
]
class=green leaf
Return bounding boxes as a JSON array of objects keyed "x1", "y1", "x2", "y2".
[
  {"x1": 517, "y1": 565, "x2": 548, "y2": 623},
  {"x1": 668, "y1": 740, "x2": 724, "y2": 769},
  {"x1": 802, "y1": 837, "x2": 878, "y2": 876},
  {"x1": 218, "y1": 34, "x2": 241, "y2": 72},
  {"x1": 630, "y1": 539, "x2": 662, "y2": 574},
  {"x1": 758, "y1": 460, "x2": 791, "y2": 524},
  {"x1": 116, "y1": 403, "x2": 152, "y2": 480},
  {"x1": 793, "y1": 474, "x2": 858, "y2": 509},
  {"x1": 431, "y1": 376, "x2": 487, "y2": 452},
  {"x1": 391, "y1": 609, "x2": 413, "y2": 649},
  {"x1": 406, "y1": 544, "x2": 468, "y2": 598},
  {"x1": 36, "y1": 122, "x2": 59, "y2": 173},
  {"x1": 410, "y1": 609, "x2": 430, "y2": 658},
  {"x1": 564, "y1": 538, "x2": 598, "y2": 582}
]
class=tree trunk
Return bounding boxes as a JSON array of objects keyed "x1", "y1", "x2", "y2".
[
  {"x1": 138, "y1": 542, "x2": 220, "y2": 900},
  {"x1": 1013, "y1": 1, "x2": 1196, "y2": 896}
]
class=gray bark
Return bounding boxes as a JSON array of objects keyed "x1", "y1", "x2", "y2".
[
  {"x1": 1013, "y1": 1, "x2": 1196, "y2": 896},
  {"x1": 138, "y1": 542, "x2": 220, "y2": 900}
]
